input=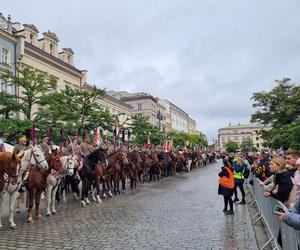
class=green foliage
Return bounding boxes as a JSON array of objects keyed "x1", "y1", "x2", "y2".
[
  {"x1": 251, "y1": 78, "x2": 300, "y2": 128},
  {"x1": 225, "y1": 140, "x2": 239, "y2": 153},
  {"x1": 39, "y1": 85, "x2": 114, "y2": 133},
  {"x1": 251, "y1": 78, "x2": 300, "y2": 149},
  {"x1": 130, "y1": 116, "x2": 162, "y2": 146},
  {"x1": 0, "y1": 66, "x2": 57, "y2": 120},
  {"x1": 0, "y1": 118, "x2": 32, "y2": 143},
  {"x1": 240, "y1": 139, "x2": 257, "y2": 152},
  {"x1": 167, "y1": 131, "x2": 207, "y2": 149}
]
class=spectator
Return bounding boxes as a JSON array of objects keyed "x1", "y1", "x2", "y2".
[
  {"x1": 218, "y1": 160, "x2": 235, "y2": 215},
  {"x1": 233, "y1": 156, "x2": 247, "y2": 204},
  {"x1": 277, "y1": 196, "x2": 300, "y2": 230},
  {"x1": 264, "y1": 156, "x2": 293, "y2": 203},
  {"x1": 252, "y1": 153, "x2": 270, "y2": 181},
  {"x1": 285, "y1": 149, "x2": 300, "y2": 177}
]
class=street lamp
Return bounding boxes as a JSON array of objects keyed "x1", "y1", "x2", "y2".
[{"x1": 156, "y1": 110, "x2": 163, "y2": 145}]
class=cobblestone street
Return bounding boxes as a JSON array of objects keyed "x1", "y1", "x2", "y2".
[{"x1": 0, "y1": 161, "x2": 259, "y2": 250}]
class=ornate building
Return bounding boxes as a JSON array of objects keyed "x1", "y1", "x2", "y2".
[
  {"x1": 0, "y1": 13, "x2": 16, "y2": 96},
  {"x1": 218, "y1": 123, "x2": 271, "y2": 152}
]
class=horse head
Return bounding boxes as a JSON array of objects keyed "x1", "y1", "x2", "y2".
[
  {"x1": 29, "y1": 145, "x2": 49, "y2": 171},
  {"x1": 0, "y1": 152, "x2": 24, "y2": 185},
  {"x1": 61, "y1": 155, "x2": 76, "y2": 176}
]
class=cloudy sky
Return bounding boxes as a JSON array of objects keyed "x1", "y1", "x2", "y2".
[{"x1": 2, "y1": 1, "x2": 300, "y2": 143}]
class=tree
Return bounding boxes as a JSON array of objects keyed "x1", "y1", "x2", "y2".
[
  {"x1": 0, "y1": 66, "x2": 57, "y2": 121},
  {"x1": 225, "y1": 141, "x2": 239, "y2": 153},
  {"x1": 39, "y1": 85, "x2": 114, "y2": 135},
  {"x1": 130, "y1": 116, "x2": 161, "y2": 146},
  {"x1": 167, "y1": 131, "x2": 207, "y2": 149},
  {"x1": 251, "y1": 78, "x2": 300, "y2": 128},
  {"x1": 240, "y1": 139, "x2": 257, "y2": 152},
  {"x1": 0, "y1": 66, "x2": 57, "y2": 140},
  {"x1": 250, "y1": 78, "x2": 300, "y2": 149}
]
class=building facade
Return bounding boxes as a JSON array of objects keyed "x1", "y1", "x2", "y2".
[
  {"x1": 218, "y1": 123, "x2": 271, "y2": 152},
  {"x1": 0, "y1": 13, "x2": 16, "y2": 96},
  {"x1": 12, "y1": 22, "x2": 87, "y2": 91},
  {"x1": 169, "y1": 101, "x2": 189, "y2": 133},
  {"x1": 188, "y1": 117, "x2": 197, "y2": 134}
]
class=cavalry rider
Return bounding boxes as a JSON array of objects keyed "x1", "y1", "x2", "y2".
[
  {"x1": 80, "y1": 135, "x2": 94, "y2": 157},
  {"x1": 39, "y1": 135, "x2": 51, "y2": 157},
  {"x1": 67, "y1": 136, "x2": 82, "y2": 156},
  {"x1": 13, "y1": 135, "x2": 28, "y2": 154}
]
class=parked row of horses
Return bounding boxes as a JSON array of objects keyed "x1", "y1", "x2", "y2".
[{"x1": 0, "y1": 145, "x2": 216, "y2": 229}]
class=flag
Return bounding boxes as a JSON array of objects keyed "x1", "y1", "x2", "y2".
[
  {"x1": 94, "y1": 127, "x2": 101, "y2": 145},
  {"x1": 31, "y1": 126, "x2": 35, "y2": 145}
]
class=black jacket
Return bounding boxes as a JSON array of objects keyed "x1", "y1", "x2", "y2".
[{"x1": 271, "y1": 170, "x2": 293, "y2": 203}]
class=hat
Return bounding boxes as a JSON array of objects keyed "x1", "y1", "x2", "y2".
[
  {"x1": 41, "y1": 135, "x2": 49, "y2": 140},
  {"x1": 19, "y1": 135, "x2": 27, "y2": 142}
]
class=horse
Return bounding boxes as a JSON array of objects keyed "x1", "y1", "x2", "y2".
[
  {"x1": 121, "y1": 150, "x2": 143, "y2": 192},
  {"x1": 26, "y1": 150, "x2": 62, "y2": 223},
  {"x1": 0, "y1": 152, "x2": 20, "y2": 190},
  {"x1": 45, "y1": 154, "x2": 76, "y2": 216},
  {"x1": 79, "y1": 147, "x2": 108, "y2": 207},
  {"x1": 0, "y1": 146, "x2": 48, "y2": 228},
  {"x1": 103, "y1": 149, "x2": 129, "y2": 197}
]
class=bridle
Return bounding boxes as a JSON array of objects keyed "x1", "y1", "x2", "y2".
[{"x1": 29, "y1": 148, "x2": 48, "y2": 169}]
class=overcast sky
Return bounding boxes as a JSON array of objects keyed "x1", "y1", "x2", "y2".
[{"x1": 2, "y1": 1, "x2": 300, "y2": 143}]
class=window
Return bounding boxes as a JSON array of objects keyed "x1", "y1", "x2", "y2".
[
  {"x1": 137, "y1": 103, "x2": 142, "y2": 110},
  {"x1": 30, "y1": 34, "x2": 34, "y2": 44},
  {"x1": 257, "y1": 143, "x2": 259, "y2": 148},
  {"x1": 0, "y1": 79, "x2": 7, "y2": 93},
  {"x1": 50, "y1": 43, "x2": 53, "y2": 55},
  {"x1": 256, "y1": 137, "x2": 259, "y2": 141},
  {"x1": 1, "y1": 48, "x2": 9, "y2": 64}
]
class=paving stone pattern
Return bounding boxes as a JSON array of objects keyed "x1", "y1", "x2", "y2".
[{"x1": 0, "y1": 161, "x2": 259, "y2": 250}]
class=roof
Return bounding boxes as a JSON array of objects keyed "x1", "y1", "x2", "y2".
[
  {"x1": 23, "y1": 24, "x2": 39, "y2": 33},
  {"x1": 42, "y1": 31, "x2": 59, "y2": 43},
  {"x1": 219, "y1": 123, "x2": 271, "y2": 130},
  {"x1": 121, "y1": 95, "x2": 157, "y2": 103},
  {"x1": 25, "y1": 42, "x2": 82, "y2": 74}
]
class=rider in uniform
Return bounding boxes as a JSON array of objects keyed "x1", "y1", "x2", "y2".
[
  {"x1": 80, "y1": 135, "x2": 94, "y2": 157},
  {"x1": 39, "y1": 135, "x2": 51, "y2": 157},
  {"x1": 67, "y1": 136, "x2": 82, "y2": 156},
  {"x1": 13, "y1": 135, "x2": 28, "y2": 154}
]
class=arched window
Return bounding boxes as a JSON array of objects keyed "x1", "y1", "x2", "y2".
[
  {"x1": 30, "y1": 34, "x2": 33, "y2": 44},
  {"x1": 50, "y1": 43, "x2": 53, "y2": 55}
]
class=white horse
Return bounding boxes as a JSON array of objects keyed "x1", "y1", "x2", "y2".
[
  {"x1": 0, "y1": 145, "x2": 48, "y2": 229},
  {"x1": 46, "y1": 155, "x2": 75, "y2": 216}
]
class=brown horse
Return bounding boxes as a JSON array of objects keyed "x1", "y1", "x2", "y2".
[
  {"x1": 121, "y1": 151, "x2": 143, "y2": 192},
  {"x1": 27, "y1": 150, "x2": 63, "y2": 223},
  {"x1": 139, "y1": 151, "x2": 158, "y2": 182},
  {"x1": 0, "y1": 152, "x2": 21, "y2": 192},
  {"x1": 103, "y1": 149, "x2": 129, "y2": 197}
]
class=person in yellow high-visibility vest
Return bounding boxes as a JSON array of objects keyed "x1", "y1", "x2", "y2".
[{"x1": 233, "y1": 156, "x2": 247, "y2": 204}]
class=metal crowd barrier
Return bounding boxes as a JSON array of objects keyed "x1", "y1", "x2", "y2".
[{"x1": 246, "y1": 176, "x2": 300, "y2": 250}]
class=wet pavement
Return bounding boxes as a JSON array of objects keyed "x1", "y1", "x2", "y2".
[{"x1": 0, "y1": 160, "x2": 259, "y2": 249}]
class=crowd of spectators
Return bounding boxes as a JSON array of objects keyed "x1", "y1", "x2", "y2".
[{"x1": 218, "y1": 150, "x2": 300, "y2": 230}]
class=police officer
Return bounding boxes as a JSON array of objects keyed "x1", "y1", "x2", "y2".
[{"x1": 13, "y1": 135, "x2": 28, "y2": 154}]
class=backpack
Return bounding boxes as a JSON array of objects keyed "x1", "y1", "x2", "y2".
[{"x1": 243, "y1": 167, "x2": 250, "y2": 179}]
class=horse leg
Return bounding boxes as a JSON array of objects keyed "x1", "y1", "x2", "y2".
[
  {"x1": 96, "y1": 178, "x2": 102, "y2": 203},
  {"x1": 27, "y1": 189, "x2": 34, "y2": 223},
  {"x1": 80, "y1": 179, "x2": 87, "y2": 207},
  {"x1": 121, "y1": 175, "x2": 126, "y2": 192},
  {"x1": 35, "y1": 189, "x2": 43, "y2": 220},
  {"x1": 51, "y1": 183, "x2": 60, "y2": 214},
  {"x1": 0, "y1": 192, "x2": 5, "y2": 228},
  {"x1": 84, "y1": 178, "x2": 90, "y2": 205},
  {"x1": 102, "y1": 179, "x2": 107, "y2": 198},
  {"x1": 46, "y1": 184, "x2": 52, "y2": 216}
]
